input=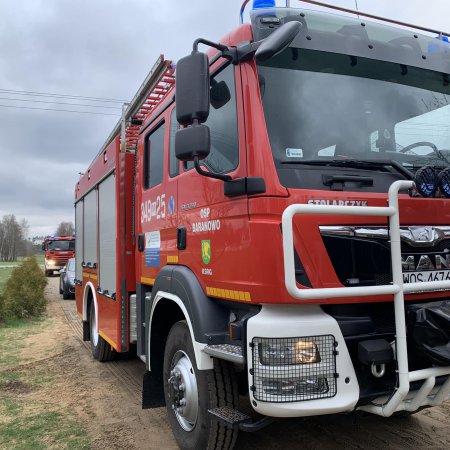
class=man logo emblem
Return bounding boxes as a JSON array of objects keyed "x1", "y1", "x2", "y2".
[{"x1": 201, "y1": 240, "x2": 211, "y2": 265}]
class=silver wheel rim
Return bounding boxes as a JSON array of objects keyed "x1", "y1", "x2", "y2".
[
  {"x1": 168, "y1": 350, "x2": 199, "y2": 432},
  {"x1": 91, "y1": 308, "x2": 99, "y2": 347}
]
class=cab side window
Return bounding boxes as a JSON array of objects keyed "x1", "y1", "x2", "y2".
[
  {"x1": 185, "y1": 64, "x2": 239, "y2": 174},
  {"x1": 144, "y1": 121, "x2": 165, "y2": 189}
]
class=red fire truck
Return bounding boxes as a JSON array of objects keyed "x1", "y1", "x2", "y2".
[
  {"x1": 75, "y1": 1, "x2": 450, "y2": 448},
  {"x1": 42, "y1": 235, "x2": 75, "y2": 276}
]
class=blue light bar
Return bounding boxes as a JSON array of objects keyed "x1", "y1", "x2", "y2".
[{"x1": 253, "y1": 0, "x2": 276, "y2": 8}]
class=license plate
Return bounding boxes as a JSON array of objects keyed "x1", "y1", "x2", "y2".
[{"x1": 403, "y1": 270, "x2": 450, "y2": 283}]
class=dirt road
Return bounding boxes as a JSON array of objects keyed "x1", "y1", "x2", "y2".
[{"x1": 44, "y1": 278, "x2": 450, "y2": 449}]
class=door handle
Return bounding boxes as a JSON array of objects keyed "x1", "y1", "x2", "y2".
[
  {"x1": 177, "y1": 226, "x2": 187, "y2": 250},
  {"x1": 138, "y1": 234, "x2": 145, "y2": 252}
]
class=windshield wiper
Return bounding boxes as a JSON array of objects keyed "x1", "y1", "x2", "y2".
[{"x1": 281, "y1": 158, "x2": 414, "y2": 179}]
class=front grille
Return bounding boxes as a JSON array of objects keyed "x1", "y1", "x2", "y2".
[
  {"x1": 321, "y1": 232, "x2": 450, "y2": 287},
  {"x1": 251, "y1": 335, "x2": 337, "y2": 403}
]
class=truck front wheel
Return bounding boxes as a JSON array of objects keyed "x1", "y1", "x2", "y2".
[{"x1": 163, "y1": 320, "x2": 238, "y2": 450}]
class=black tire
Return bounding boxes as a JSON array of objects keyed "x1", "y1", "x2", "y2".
[
  {"x1": 90, "y1": 302, "x2": 115, "y2": 362},
  {"x1": 62, "y1": 282, "x2": 70, "y2": 300},
  {"x1": 45, "y1": 270, "x2": 51, "y2": 277},
  {"x1": 59, "y1": 279, "x2": 63, "y2": 295},
  {"x1": 163, "y1": 321, "x2": 238, "y2": 450}
]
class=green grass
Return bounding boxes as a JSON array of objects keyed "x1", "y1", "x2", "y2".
[
  {"x1": 0, "y1": 411, "x2": 90, "y2": 450},
  {"x1": 33, "y1": 254, "x2": 44, "y2": 265},
  {"x1": 0, "y1": 370, "x2": 20, "y2": 383},
  {"x1": 0, "y1": 317, "x2": 44, "y2": 367},
  {"x1": 0, "y1": 317, "x2": 90, "y2": 450},
  {"x1": 0, "y1": 255, "x2": 44, "y2": 267}
]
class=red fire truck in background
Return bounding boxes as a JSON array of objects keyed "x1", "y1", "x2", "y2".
[
  {"x1": 74, "y1": 1, "x2": 450, "y2": 448},
  {"x1": 42, "y1": 235, "x2": 76, "y2": 276}
]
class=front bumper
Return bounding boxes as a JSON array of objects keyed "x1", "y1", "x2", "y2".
[{"x1": 246, "y1": 304, "x2": 450, "y2": 418}]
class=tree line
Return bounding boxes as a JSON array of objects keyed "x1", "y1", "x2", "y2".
[
  {"x1": 0, "y1": 215, "x2": 75, "y2": 262},
  {"x1": 0, "y1": 215, "x2": 29, "y2": 262}
]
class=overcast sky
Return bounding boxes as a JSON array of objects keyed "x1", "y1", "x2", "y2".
[{"x1": 0, "y1": 0, "x2": 449, "y2": 236}]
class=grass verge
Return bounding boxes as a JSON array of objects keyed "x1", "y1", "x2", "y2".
[{"x1": 0, "y1": 316, "x2": 90, "y2": 449}]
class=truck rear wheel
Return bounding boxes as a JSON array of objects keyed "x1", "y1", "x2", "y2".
[
  {"x1": 90, "y1": 302, "x2": 115, "y2": 362},
  {"x1": 163, "y1": 320, "x2": 238, "y2": 450}
]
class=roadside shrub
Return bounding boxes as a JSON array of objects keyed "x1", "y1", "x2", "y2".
[
  {"x1": 2, "y1": 257, "x2": 47, "y2": 320},
  {"x1": 0, "y1": 292, "x2": 4, "y2": 322}
]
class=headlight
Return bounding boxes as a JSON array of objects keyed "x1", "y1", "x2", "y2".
[
  {"x1": 259, "y1": 339, "x2": 320, "y2": 365},
  {"x1": 47, "y1": 259, "x2": 55, "y2": 266}
]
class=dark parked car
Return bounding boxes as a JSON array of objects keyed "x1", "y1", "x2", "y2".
[{"x1": 59, "y1": 258, "x2": 75, "y2": 299}]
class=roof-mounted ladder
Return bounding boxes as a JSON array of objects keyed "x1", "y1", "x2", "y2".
[{"x1": 96, "y1": 54, "x2": 175, "y2": 157}]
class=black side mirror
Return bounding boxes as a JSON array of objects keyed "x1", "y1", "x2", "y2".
[
  {"x1": 41, "y1": 243, "x2": 45, "y2": 251},
  {"x1": 175, "y1": 125, "x2": 210, "y2": 162},
  {"x1": 176, "y1": 51, "x2": 210, "y2": 126},
  {"x1": 255, "y1": 21, "x2": 302, "y2": 62}
]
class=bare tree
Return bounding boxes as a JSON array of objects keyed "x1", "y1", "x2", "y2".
[
  {"x1": 55, "y1": 221, "x2": 74, "y2": 236},
  {"x1": 0, "y1": 214, "x2": 24, "y2": 262}
]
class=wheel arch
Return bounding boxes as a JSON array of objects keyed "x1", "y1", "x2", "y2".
[{"x1": 148, "y1": 292, "x2": 214, "y2": 373}]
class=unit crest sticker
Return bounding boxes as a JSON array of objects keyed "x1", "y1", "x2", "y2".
[
  {"x1": 201, "y1": 240, "x2": 211, "y2": 265},
  {"x1": 145, "y1": 231, "x2": 160, "y2": 267}
]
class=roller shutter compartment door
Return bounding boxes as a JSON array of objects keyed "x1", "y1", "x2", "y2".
[
  {"x1": 98, "y1": 174, "x2": 117, "y2": 296},
  {"x1": 83, "y1": 189, "x2": 98, "y2": 267}
]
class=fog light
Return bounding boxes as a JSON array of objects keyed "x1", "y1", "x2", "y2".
[
  {"x1": 262, "y1": 377, "x2": 329, "y2": 396},
  {"x1": 259, "y1": 339, "x2": 320, "y2": 365}
]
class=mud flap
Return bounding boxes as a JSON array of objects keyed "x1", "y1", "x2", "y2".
[
  {"x1": 142, "y1": 370, "x2": 165, "y2": 409},
  {"x1": 407, "y1": 300, "x2": 450, "y2": 365}
]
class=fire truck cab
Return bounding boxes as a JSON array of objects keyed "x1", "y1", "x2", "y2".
[
  {"x1": 75, "y1": 1, "x2": 450, "y2": 449},
  {"x1": 43, "y1": 235, "x2": 76, "y2": 276}
]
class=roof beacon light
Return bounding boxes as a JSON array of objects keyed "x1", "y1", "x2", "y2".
[
  {"x1": 414, "y1": 165, "x2": 438, "y2": 197},
  {"x1": 253, "y1": 0, "x2": 276, "y2": 9},
  {"x1": 438, "y1": 168, "x2": 450, "y2": 198}
]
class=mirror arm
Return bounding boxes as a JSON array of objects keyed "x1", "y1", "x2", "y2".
[
  {"x1": 193, "y1": 38, "x2": 240, "y2": 65},
  {"x1": 194, "y1": 156, "x2": 231, "y2": 182},
  {"x1": 234, "y1": 40, "x2": 263, "y2": 63},
  {"x1": 194, "y1": 38, "x2": 229, "y2": 53}
]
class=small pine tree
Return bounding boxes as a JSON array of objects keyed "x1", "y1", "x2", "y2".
[{"x1": 2, "y1": 257, "x2": 47, "y2": 319}]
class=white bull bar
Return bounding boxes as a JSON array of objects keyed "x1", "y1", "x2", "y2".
[{"x1": 282, "y1": 180, "x2": 450, "y2": 416}]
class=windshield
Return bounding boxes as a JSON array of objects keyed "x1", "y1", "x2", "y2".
[
  {"x1": 47, "y1": 240, "x2": 75, "y2": 251},
  {"x1": 258, "y1": 49, "x2": 450, "y2": 188}
]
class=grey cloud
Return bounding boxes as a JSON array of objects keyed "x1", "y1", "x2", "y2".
[{"x1": 0, "y1": 0, "x2": 448, "y2": 235}]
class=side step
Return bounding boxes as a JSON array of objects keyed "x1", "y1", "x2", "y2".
[
  {"x1": 208, "y1": 406, "x2": 275, "y2": 432},
  {"x1": 202, "y1": 344, "x2": 244, "y2": 364}
]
